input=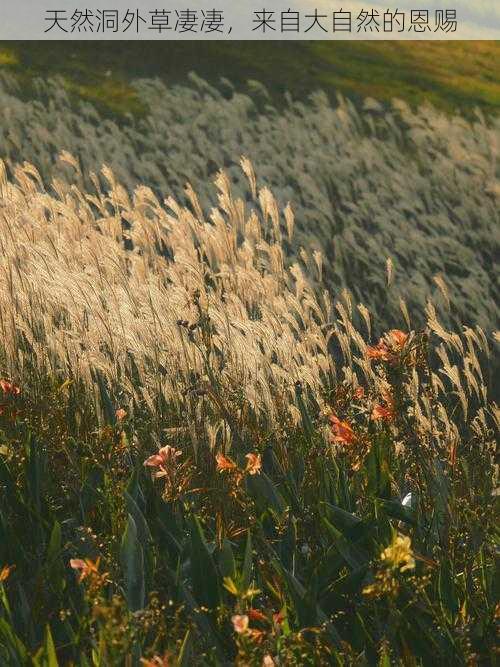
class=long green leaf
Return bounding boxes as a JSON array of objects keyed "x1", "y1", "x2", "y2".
[
  {"x1": 120, "y1": 514, "x2": 145, "y2": 611},
  {"x1": 189, "y1": 516, "x2": 221, "y2": 610}
]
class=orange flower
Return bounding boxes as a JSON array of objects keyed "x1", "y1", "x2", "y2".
[
  {"x1": 245, "y1": 453, "x2": 262, "y2": 476},
  {"x1": 144, "y1": 445, "x2": 182, "y2": 478},
  {"x1": 367, "y1": 329, "x2": 408, "y2": 364},
  {"x1": 354, "y1": 386, "x2": 365, "y2": 399},
  {"x1": 366, "y1": 340, "x2": 391, "y2": 362},
  {"x1": 388, "y1": 329, "x2": 408, "y2": 349},
  {"x1": 329, "y1": 415, "x2": 356, "y2": 445},
  {"x1": 262, "y1": 657, "x2": 275, "y2": 667},
  {"x1": 115, "y1": 408, "x2": 127, "y2": 422},
  {"x1": 232, "y1": 614, "x2": 249, "y2": 634},
  {"x1": 0, "y1": 379, "x2": 20, "y2": 396},
  {"x1": 70, "y1": 557, "x2": 100, "y2": 583},
  {"x1": 0, "y1": 565, "x2": 14, "y2": 583},
  {"x1": 216, "y1": 453, "x2": 237, "y2": 472},
  {"x1": 371, "y1": 389, "x2": 396, "y2": 422},
  {"x1": 248, "y1": 608, "x2": 267, "y2": 623},
  {"x1": 140, "y1": 654, "x2": 170, "y2": 667},
  {"x1": 273, "y1": 610, "x2": 285, "y2": 626},
  {"x1": 371, "y1": 404, "x2": 394, "y2": 421}
]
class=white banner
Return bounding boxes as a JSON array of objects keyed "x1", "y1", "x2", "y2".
[{"x1": 0, "y1": 1, "x2": 498, "y2": 39}]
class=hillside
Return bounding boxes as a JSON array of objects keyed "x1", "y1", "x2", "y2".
[{"x1": 1, "y1": 41, "x2": 499, "y2": 118}]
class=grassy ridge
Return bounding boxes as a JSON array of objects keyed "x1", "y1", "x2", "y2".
[{"x1": 1, "y1": 41, "x2": 499, "y2": 118}]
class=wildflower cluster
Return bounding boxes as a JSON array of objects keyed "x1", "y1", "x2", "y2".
[
  {"x1": 216, "y1": 451, "x2": 262, "y2": 480},
  {"x1": 363, "y1": 533, "x2": 416, "y2": 599},
  {"x1": 144, "y1": 445, "x2": 191, "y2": 501},
  {"x1": 0, "y1": 378, "x2": 21, "y2": 419},
  {"x1": 367, "y1": 329, "x2": 408, "y2": 364}
]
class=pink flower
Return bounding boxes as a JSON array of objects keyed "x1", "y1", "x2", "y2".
[
  {"x1": 144, "y1": 446, "x2": 182, "y2": 478},
  {"x1": 388, "y1": 329, "x2": 408, "y2": 348},
  {"x1": 371, "y1": 390, "x2": 396, "y2": 422},
  {"x1": 115, "y1": 408, "x2": 127, "y2": 422},
  {"x1": 248, "y1": 608, "x2": 267, "y2": 623},
  {"x1": 273, "y1": 610, "x2": 285, "y2": 626},
  {"x1": 232, "y1": 614, "x2": 249, "y2": 634},
  {"x1": 366, "y1": 340, "x2": 391, "y2": 362}
]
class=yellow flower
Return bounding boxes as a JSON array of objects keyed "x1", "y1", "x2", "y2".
[{"x1": 381, "y1": 534, "x2": 415, "y2": 572}]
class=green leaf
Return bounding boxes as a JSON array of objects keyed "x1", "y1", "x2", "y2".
[
  {"x1": 46, "y1": 521, "x2": 62, "y2": 565},
  {"x1": 126, "y1": 468, "x2": 146, "y2": 513},
  {"x1": 175, "y1": 577, "x2": 225, "y2": 659},
  {"x1": 46, "y1": 521, "x2": 65, "y2": 596},
  {"x1": 365, "y1": 435, "x2": 391, "y2": 499},
  {"x1": 0, "y1": 617, "x2": 28, "y2": 665},
  {"x1": 24, "y1": 433, "x2": 46, "y2": 517},
  {"x1": 439, "y1": 561, "x2": 459, "y2": 621},
  {"x1": 272, "y1": 560, "x2": 342, "y2": 647},
  {"x1": 44, "y1": 625, "x2": 59, "y2": 667},
  {"x1": 217, "y1": 539, "x2": 236, "y2": 580},
  {"x1": 279, "y1": 564, "x2": 317, "y2": 627},
  {"x1": 124, "y1": 490, "x2": 154, "y2": 593},
  {"x1": 378, "y1": 647, "x2": 391, "y2": 667},
  {"x1": 120, "y1": 514, "x2": 145, "y2": 611},
  {"x1": 242, "y1": 531, "x2": 253, "y2": 591},
  {"x1": 94, "y1": 369, "x2": 117, "y2": 426},
  {"x1": 324, "y1": 564, "x2": 369, "y2": 600},
  {"x1": 177, "y1": 628, "x2": 193, "y2": 667},
  {"x1": 246, "y1": 471, "x2": 286, "y2": 514},
  {"x1": 189, "y1": 516, "x2": 221, "y2": 610},
  {"x1": 124, "y1": 491, "x2": 152, "y2": 546},
  {"x1": 79, "y1": 465, "x2": 104, "y2": 520},
  {"x1": 378, "y1": 499, "x2": 416, "y2": 526},
  {"x1": 280, "y1": 515, "x2": 297, "y2": 571},
  {"x1": 321, "y1": 502, "x2": 362, "y2": 533},
  {"x1": 322, "y1": 518, "x2": 369, "y2": 570},
  {"x1": 295, "y1": 382, "x2": 314, "y2": 439}
]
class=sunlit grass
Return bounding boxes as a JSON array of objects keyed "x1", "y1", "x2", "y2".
[
  {"x1": 0, "y1": 158, "x2": 497, "y2": 664},
  {"x1": 0, "y1": 48, "x2": 18, "y2": 66}
]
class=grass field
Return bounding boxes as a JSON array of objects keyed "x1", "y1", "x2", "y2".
[
  {"x1": 0, "y1": 158, "x2": 498, "y2": 665},
  {"x1": 0, "y1": 41, "x2": 498, "y2": 665}
]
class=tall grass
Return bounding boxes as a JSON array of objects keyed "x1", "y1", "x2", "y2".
[
  {"x1": 0, "y1": 73, "x2": 498, "y2": 337},
  {"x1": 0, "y1": 157, "x2": 498, "y2": 664}
]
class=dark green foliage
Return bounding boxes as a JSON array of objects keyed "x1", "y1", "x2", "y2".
[{"x1": 0, "y1": 356, "x2": 497, "y2": 665}]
